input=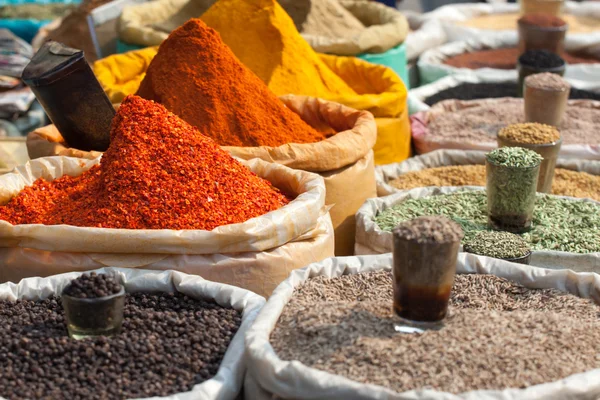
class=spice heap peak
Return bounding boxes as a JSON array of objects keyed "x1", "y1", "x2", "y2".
[
  {"x1": 0, "y1": 95, "x2": 289, "y2": 230},
  {"x1": 136, "y1": 18, "x2": 327, "y2": 148}
]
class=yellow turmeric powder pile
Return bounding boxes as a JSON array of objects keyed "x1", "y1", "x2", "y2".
[{"x1": 201, "y1": 0, "x2": 356, "y2": 98}]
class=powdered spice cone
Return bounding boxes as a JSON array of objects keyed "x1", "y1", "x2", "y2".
[{"x1": 136, "y1": 18, "x2": 327, "y2": 148}]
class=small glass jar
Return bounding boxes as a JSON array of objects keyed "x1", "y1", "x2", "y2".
[
  {"x1": 463, "y1": 245, "x2": 532, "y2": 265},
  {"x1": 497, "y1": 136, "x2": 562, "y2": 194},
  {"x1": 392, "y1": 228, "x2": 461, "y2": 331},
  {"x1": 524, "y1": 78, "x2": 570, "y2": 127},
  {"x1": 517, "y1": 61, "x2": 565, "y2": 97},
  {"x1": 62, "y1": 285, "x2": 125, "y2": 339},
  {"x1": 518, "y1": 20, "x2": 568, "y2": 54},
  {"x1": 486, "y1": 158, "x2": 541, "y2": 233}
]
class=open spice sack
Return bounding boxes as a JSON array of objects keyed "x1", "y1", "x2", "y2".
[
  {"x1": 31, "y1": 17, "x2": 380, "y2": 256},
  {"x1": 411, "y1": 97, "x2": 600, "y2": 159},
  {"x1": 244, "y1": 253, "x2": 600, "y2": 399},
  {"x1": 404, "y1": 11, "x2": 447, "y2": 62},
  {"x1": 108, "y1": 0, "x2": 411, "y2": 165},
  {"x1": 2, "y1": 95, "x2": 333, "y2": 297},
  {"x1": 354, "y1": 186, "x2": 600, "y2": 272},
  {"x1": 420, "y1": 1, "x2": 600, "y2": 43},
  {"x1": 407, "y1": 74, "x2": 600, "y2": 115},
  {"x1": 0, "y1": 267, "x2": 265, "y2": 399},
  {"x1": 418, "y1": 34, "x2": 600, "y2": 85},
  {"x1": 280, "y1": 0, "x2": 408, "y2": 56},
  {"x1": 375, "y1": 149, "x2": 600, "y2": 201}
]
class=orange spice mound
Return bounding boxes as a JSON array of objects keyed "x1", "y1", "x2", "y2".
[
  {"x1": 0, "y1": 95, "x2": 290, "y2": 229},
  {"x1": 136, "y1": 18, "x2": 327, "y2": 147}
]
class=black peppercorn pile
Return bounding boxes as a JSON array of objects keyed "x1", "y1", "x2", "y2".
[
  {"x1": 424, "y1": 83, "x2": 600, "y2": 106},
  {"x1": 63, "y1": 272, "x2": 122, "y2": 298},
  {"x1": 0, "y1": 292, "x2": 242, "y2": 400},
  {"x1": 519, "y1": 50, "x2": 565, "y2": 69}
]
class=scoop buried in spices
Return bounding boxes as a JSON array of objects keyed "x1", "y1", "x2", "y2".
[
  {"x1": 21, "y1": 41, "x2": 115, "y2": 152},
  {"x1": 392, "y1": 216, "x2": 463, "y2": 332},
  {"x1": 61, "y1": 272, "x2": 125, "y2": 339}
]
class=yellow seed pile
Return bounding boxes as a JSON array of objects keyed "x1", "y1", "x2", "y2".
[
  {"x1": 498, "y1": 123, "x2": 561, "y2": 144},
  {"x1": 389, "y1": 165, "x2": 600, "y2": 201}
]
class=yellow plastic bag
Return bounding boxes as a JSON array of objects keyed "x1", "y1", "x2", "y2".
[
  {"x1": 317, "y1": 54, "x2": 411, "y2": 165},
  {"x1": 93, "y1": 47, "x2": 410, "y2": 165},
  {"x1": 92, "y1": 46, "x2": 158, "y2": 104}
]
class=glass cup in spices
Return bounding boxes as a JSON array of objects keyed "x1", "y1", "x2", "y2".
[
  {"x1": 392, "y1": 216, "x2": 464, "y2": 332},
  {"x1": 498, "y1": 122, "x2": 561, "y2": 194},
  {"x1": 61, "y1": 272, "x2": 125, "y2": 340},
  {"x1": 524, "y1": 73, "x2": 570, "y2": 127},
  {"x1": 486, "y1": 147, "x2": 542, "y2": 233}
]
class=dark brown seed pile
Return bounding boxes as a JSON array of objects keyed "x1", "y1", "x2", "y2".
[
  {"x1": 272, "y1": 271, "x2": 600, "y2": 393},
  {"x1": 0, "y1": 291, "x2": 242, "y2": 400},
  {"x1": 393, "y1": 215, "x2": 464, "y2": 244},
  {"x1": 63, "y1": 272, "x2": 122, "y2": 298}
]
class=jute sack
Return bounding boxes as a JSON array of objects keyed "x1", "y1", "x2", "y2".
[
  {"x1": 244, "y1": 253, "x2": 600, "y2": 400},
  {"x1": 293, "y1": 0, "x2": 409, "y2": 56},
  {"x1": 420, "y1": 1, "x2": 600, "y2": 43},
  {"x1": 354, "y1": 186, "x2": 600, "y2": 272},
  {"x1": 0, "y1": 156, "x2": 334, "y2": 297},
  {"x1": 0, "y1": 267, "x2": 265, "y2": 400},
  {"x1": 25, "y1": 95, "x2": 376, "y2": 257},
  {"x1": 418, "y1": 34, "x2": 600, "y2": 85},
  {"x1": 411, "y1": 97, "x2": 600, "y2": 159},
  {"x1": 407, "y1": 74, "x2": 600, "y2": 114},
  {"x1": 375, "y1": 148, "x2": 600, "y2": 196}
]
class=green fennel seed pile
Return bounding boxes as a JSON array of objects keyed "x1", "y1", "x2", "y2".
[{"x1": 375, "y1": 191, "x2": 600, "y2": 253}]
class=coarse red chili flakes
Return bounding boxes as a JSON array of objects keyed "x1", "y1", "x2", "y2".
[{"x1": 0, "y1": 95, "x2": 290, "y2": 230}]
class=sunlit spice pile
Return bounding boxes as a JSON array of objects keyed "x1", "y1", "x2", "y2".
[{"x1": 0, "y1": 95, "x2": 290, "y2": 229}]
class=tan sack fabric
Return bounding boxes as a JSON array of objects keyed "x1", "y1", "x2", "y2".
[
  {"x1": 0, "y1": 267, "x2": 265, "y2": 400},
  {"x1": 354, "y1": 186, "x2": 600, "y2": 272},
  {"x1": 244, "y1": 253, "x2": 600, "y2": 400},
  {"x1": 25, "y1": 95, "x2": 377, "y2": 257},
  {"x1": 27, "y1": 125, "x2": 103, "y2": 160},
  {"x1": 0, "y1": 156, "x2": 334, "y2": 297},
  {"x1": 290, "y1": 0, "x2": 409, "y2": 56}
]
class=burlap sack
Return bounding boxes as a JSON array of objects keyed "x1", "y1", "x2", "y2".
[
  {"x1": 411, "y1": 97, "x2": 600, "y2": 159},
  {"x1": 244, "y1": 253, "x2": 600, "y2": 400},
  {"x1": 354, "y1": 186, "x2": 600, "y2": 272},
  {"x1": 296, "y1": 0, "x2": 409, "y2": 56},
  {"x1": 418, "y1": 34, "x2": 600, "y2": 85},
  {"x1": 25, "y1": 95, "x2": 376, "y2": 257},
  {"x1": 0, "y1": 156, "x2": 334, "y2": 297},
  {"x1": 0, "y1": 267, "x2": 265, "y2": 400},
  {"x1": 375, "y1": 149, "x2": 600, "y2": 196}
]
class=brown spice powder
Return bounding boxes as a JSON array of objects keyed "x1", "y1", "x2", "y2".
[
  {"x1": 427, "y1": 99, "x2": 600, "y2": 145},
  {"x1": 388, "y1": 165, "x2": 600, "y2": 201},
  {"x1": 271, "y1": 271, "x2": 600, "y2": 394},
  {"x1": 498, "y1": 122, "x2": 561, "y2": 144}
]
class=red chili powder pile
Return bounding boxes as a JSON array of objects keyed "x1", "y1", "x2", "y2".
[
  {"x1": 136, "y1": 18, "x2": 327, "y2": 148},
  {"x1": 0, "y1": 95, "x2": 290, "y2": 230},
  {"x1": 444, "y1": 47, "x2": 599, "y2": 69},
  {"x1": 518, "y1": 13, "x2": 567, "y2": 28}
]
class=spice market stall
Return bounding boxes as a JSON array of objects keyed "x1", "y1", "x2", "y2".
[
  {"x1": 244, "y1": 253, "x2": 600, "y2": 399},
  {"x1": 0, "y1": 96, "x2": 333, "y2": 297},
  {"x1": 30, "y1": 17, "x2": 380, "y2": 256},
  {"x1": 0, "y1": 267, "x2": 265, "y2": 399}
]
